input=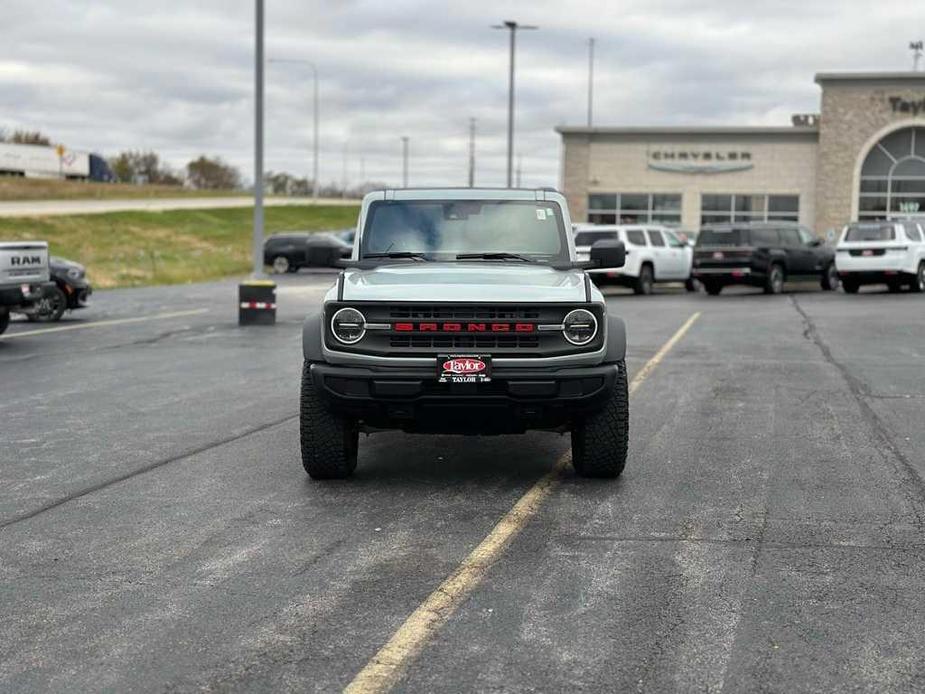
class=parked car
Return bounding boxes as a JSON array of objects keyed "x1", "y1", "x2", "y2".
[
  {"x1": 0, "y1": 241, "x2": 51, "y2": 336},
  {"x1": 264, "y1": 232, "x2": 352, "y2": 273},
  {"x1": 835, "y1": 220, "x2": 925, "y2": 293},
  {"x1": 692, "y1": 222, "x2": 838, "y2": 295},
  {"x1": 20, "y1": 256, "x2": 92, "y2": 322},
  {"x1": 573, "y1": 224, "x2": 695, "y2": 294}
]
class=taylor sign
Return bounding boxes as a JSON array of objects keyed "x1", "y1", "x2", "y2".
[{"x1": 647, "y1": 150, "x2": 754, "y2": 174}]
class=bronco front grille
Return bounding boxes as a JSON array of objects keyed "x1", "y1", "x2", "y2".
[{"x1": 324, "y1": 302, "x2": 604, "y2": 359}]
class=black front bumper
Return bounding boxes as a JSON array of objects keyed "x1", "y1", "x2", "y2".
[{"x1": 309, "y1": 361, "x2": 620, "y2": 434}]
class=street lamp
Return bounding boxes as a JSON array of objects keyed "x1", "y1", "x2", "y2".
[
  {"x1": 268, "y1": 58, "x2": 320, "y2": 200},
  {"x1": 253, "y1": 0, "x2": 265, "y2": 277},
  {"x1": 401, "y1": 136, "x2": 409, "y2": 187},
  {"x1": 587, "y1": 38, "x2": 595, "y2": 127},
  {"x1": 492, "y1": 20, "x2": 537, "y2": 188}
]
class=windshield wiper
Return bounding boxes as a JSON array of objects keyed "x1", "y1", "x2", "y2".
[
  {"x1": 363, "y1": 252, "x2": 430, "y2": 261},
  {"x1": 455, "y1": 252, "x2": 535, "y2": 262}
]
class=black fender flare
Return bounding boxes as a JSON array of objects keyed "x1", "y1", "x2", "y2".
[
  {"x1": 603, "y1": 314, "x2": 627, "y2": 363},
  {"x1": 302, "y1": 311, "x2": 324, "y2": 362}
]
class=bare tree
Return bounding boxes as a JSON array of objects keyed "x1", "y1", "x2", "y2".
[{"x1": 186, "y1": 156, "x2": 242, "y2": 190}]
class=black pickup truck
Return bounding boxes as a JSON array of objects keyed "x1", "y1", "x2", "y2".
[{"x1": 692, "y1": 222, "x2": 838, "y2": 295}]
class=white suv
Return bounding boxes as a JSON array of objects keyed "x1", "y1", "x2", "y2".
[
  {"x1": 835, "y1": 220, "x2": 925, "y2": 293},
  {"x1": 573, "y1": 224, "x2": 694, "y2": 295}
]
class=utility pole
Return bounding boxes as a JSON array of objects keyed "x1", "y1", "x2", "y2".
[
  {"x1": 252, "y1": 0, "x2": 264, "y2": 277},
  {"x1": 468, "y1": 117, "x2": 476, "y2": 187},
  {"x1": 268, "y1": 58, "x2": 319, "y2": 200},
  {"x1": 587, "y1": 38, "x2": 595, "y2": 127},
  {"x1": 515, "y1": 154, "x2": 523, "y2": 188},
  {"x1": 341, "y1": 140, "x2": 348, "y2": 199},
  {"x1": 493, "y1": 20, "x2": 538, "y2": 188},
  {"x1": 401, "y1": 136, "x2": 409, "y2": 187},
  {"x1": 912, "y1": 41, "x2": 924, "y2": 71}
]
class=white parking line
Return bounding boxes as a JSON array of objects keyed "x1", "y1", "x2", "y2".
[{"x1": 1, "y1": 309, "x2": 210, "y2": 339}]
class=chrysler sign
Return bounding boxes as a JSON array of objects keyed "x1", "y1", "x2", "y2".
[{"x1": 648, "y1": 150, "x2": 754, "y2": 174}]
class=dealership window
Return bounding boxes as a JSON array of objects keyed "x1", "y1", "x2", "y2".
[
  {"x1": 588, "y1": 193, "x2": 681, "y2": 225},
  {"x1": 700, "y1": 194, "x2": 799, "y2": 226},
  {"x1": 859, "y1": 126, "x2": 925, "y2": 220}
]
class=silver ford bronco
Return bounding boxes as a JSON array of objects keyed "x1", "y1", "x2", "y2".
[{"x1": 300, "y1": 188, "x2": 628, "y2": 479}]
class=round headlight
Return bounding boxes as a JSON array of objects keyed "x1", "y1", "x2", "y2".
[
  {"x1": 331, "y1": 307, "x2": 366, "y2": 344},
  {"x1": 562, "y1": 309, "x2": 598, "y2": 346},
  {"x1": 66, "y1": 267, "x2": 84, "y2": 280}
]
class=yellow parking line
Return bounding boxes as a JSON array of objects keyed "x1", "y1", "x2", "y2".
[
  {"x1": 344, "y1": 311, "x2": 702, "y2": 694},
  {"x1": 1, "y1": 308, "x2": 210, "y2": 339}
]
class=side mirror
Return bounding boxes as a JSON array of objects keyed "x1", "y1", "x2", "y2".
[
  {"x1": 590, "y1": 239, "x2": 626, "y2": 269},
  {"x1": 305, "y1": 243, "x2": 339, "y2": 267}
]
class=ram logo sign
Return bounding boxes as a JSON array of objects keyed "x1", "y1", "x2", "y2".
[{"x1": 10, "y1": 255, "x2": 43, "y2": 266}]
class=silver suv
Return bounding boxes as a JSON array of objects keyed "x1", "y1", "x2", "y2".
[{"x1": 300, "y1": 189, "x2": 629, "y2": 479}]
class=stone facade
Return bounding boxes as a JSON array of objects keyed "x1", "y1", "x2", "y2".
[
  {"x1": 815, "y1": 74, "x2": 925, "y2": 234},
  {"x1": 558, "y1": 72, "x2": 925, "y2": 235}
]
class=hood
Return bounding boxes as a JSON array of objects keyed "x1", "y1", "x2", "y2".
[{"x1": 341, "y1": 262, "x2": 587, "y2": 303}]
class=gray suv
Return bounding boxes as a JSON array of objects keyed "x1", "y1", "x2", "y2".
[{"x1": 300, "y1": 189, "x2": 630, "y2": 479}]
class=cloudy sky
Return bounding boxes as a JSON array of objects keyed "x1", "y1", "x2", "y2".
[{"x1": 2, "y1": 1, "x2": 921, "y2": 188}]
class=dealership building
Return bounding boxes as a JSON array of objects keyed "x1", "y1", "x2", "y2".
[{"x1": 557, "y1": 72, "x2": 925, "y2": 234}]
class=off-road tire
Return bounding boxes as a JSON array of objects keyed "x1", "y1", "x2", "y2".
[
  {"x1": 571, "y1": 360, "x2": 629, "y2": 478},
  {"x1": 633, "y1": 264, "x2": 654, "y2": 295},
  {"x1": 0, "y1": 309, "x2": 9, "y2": 336},
  {"x1": 300, "y1": 362, "x2": 358, "y2": 479},
  {"x1": 703, "y1": 280, "x2": 723, "y2": 296},
  {"x1": 909, "y1": 263, "x2": 925, "y2": 294},
  {"x1": 821, "y1": 263, "x2": 839, "y2": 291},
  {"x1": 842, "y1": 278, "x2": 859, "y2": 294},
  {"x1": 764, "y1": 263, "x2": 785, "y2": 295}
]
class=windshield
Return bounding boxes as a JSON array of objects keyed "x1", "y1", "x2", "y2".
[
  {"x1": 361, "y1": 200, "x2": 567, "y2": 261},
  {"x1": 574, "y1": 230, "x2": 617, "y2": 246},
  {"x1": 697, "y1": 228, "x2": 748, "y2": 246},
  {"x1": 844, "y1": 223, "x2": 895, "y2": 242}
]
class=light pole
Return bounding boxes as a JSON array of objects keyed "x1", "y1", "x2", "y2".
[
  {"x1": 252, "y1": 0, "x2": 265, "y2": 277},
  {"x1": 587, "y1": 37, "x2": 595, "y2": 127},
  {"x1": 492, "y1": 20, "x2": 537, "y2": 188},
  {"x1": 401, "y1": 136, "x2": 409, "y2": 187},
  {"x1": 912, "y1": 41, "x2": 924, "y2": 71},
  {"x1": 468, "y1": 118, "x2": 476, "y2": 187},
  {"x1": 268, "y1": 58, "x2": 319, "y2": 200}
]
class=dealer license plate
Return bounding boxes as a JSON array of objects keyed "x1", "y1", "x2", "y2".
[{"x1": 437, "y1": 355, "x2": 492, "y2": 384}]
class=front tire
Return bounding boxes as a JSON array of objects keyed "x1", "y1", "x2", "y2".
[
  {"x1": 684, "y1": 277, "x2": 699, "y2": 292},
  {"x1": 633, "y1": 264, "x2": 654, "y2": 295},
  {"x1": 821, "y1": 263, "x2": 840, "y2": 291},
  {"x1": 571, "y1": 361, "x2": 629, "y2": 478},
  {"x1": 300, "y1": 362, "x2": 358, "y2": 479},
  {"x1": 26, "y1": 285, "x2": 67, "y2": 322},
  {"x1": 764, "y1": 264, "x2": 785, "y2": 295},
  {"x1": 271, "y1": 255, "x2": 291, "y2": 274}
]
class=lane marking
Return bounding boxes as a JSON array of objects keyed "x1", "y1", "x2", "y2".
[
  {"x1": 1, "y1": 308, "x2": 210, "y2": 339},
  {"x1": 344, "y1": 311, "x2": 702, "y2": 694}
]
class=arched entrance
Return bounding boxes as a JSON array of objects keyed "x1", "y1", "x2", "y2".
[{"x1": 858, "y1": 126, "x2": 925, "y2": 220}]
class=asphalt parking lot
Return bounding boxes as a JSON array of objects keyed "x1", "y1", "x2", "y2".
[{"x1": 2, "y1": 275, "x2": 925, "y2": 692}]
